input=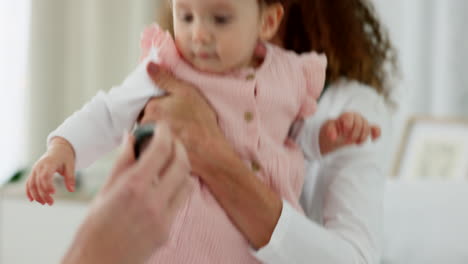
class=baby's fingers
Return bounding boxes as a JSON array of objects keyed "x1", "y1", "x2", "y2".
[
  {"x1": 36, "y1": 170, "x2": 54, "y2": 206},
  {"x1": 38, "y1": 165, "x2": 57, "y2": 195},
  {"x1": 358, "y1": 122, "x2": 371, "y2": 144},
  {"x1": 29, "y1": 173, "x2": 45, "y2": 205},
  {"x1": 324, "y1": 121, "x2": 339, "y2": 142},
  {"x1": 371, "y1": 126, "x2": 381, "y2": 140},
  {"x1": 26, "y1": 187, "x2": 33, "y2": 202},
  {"x1": 348, "y1": 116, "x2": 363, "y2": 143},
  {"x1": 25, "y1": 178, "x2": 34, "y2": 202},
  {"x1": 338, "y1": 113, "x2": 355, "y2": 137},
  {"x1": 26, "y1": 172, "x2": 39, "y2": 203},
  {"x1": 34, "y1": 163, "x2": 57, "y2": 205}
]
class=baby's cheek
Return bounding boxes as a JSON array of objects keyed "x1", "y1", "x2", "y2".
[{"x1": 175, "y1": 38, "x2": 190, "y2": 58}]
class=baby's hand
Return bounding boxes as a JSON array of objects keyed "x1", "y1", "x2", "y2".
[
  {"x1": 26, "y1": 138, "x2": 76, "y2": 205},
  {"x1": 319, "y1": 112, "x2": 381, "y2": 156}
]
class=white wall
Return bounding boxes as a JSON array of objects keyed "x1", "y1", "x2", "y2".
[
  {"x1": 26, "y1": 0, "x2": 159, "y2": 163},
  {"x1": 374, "y1": 0, "x2": 468, "y2": 171},
  {"x1": 0, "y1": 0, "x2": 30, "y2": 185}
]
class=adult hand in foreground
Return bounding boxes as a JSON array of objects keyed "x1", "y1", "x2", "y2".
[
  {"x1": 139, "y1": 62, "x2": 226, "y2": 176},
  {"x1": 62, "y1": 123, "x2": 192, "y2": 264}
]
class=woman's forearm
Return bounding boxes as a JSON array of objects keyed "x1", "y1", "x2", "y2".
[{"x1": 196, "y1": 140, "x2": 283, "y2": 249}]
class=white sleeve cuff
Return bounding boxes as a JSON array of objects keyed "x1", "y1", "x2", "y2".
[
  {"x1": 253, "y1": 199, "x2": 362, "y2": 264},
  {"x1": 254, "y1": 200, "x2": 293, "y2": 263},
  {"x1": 298, "y1": 116, "x2": 324, "y2": 163}
]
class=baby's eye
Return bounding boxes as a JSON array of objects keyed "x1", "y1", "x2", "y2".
[
  {"x1": 213, "y1": 15, "x2": 231, "y2": 25},
  {"x1": 181, "y1": 13, "x2": 194, "y2": 23}
]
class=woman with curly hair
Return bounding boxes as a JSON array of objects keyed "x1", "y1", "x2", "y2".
[
  {"x1": 58, "y1": 0, "x2": 397, "y2": 262},
  {"x1": 140, "y1": 0, "x2": 398, "y2": 262}
]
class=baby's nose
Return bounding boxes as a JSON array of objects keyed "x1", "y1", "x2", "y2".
[{"x1": 192, "y1": 24, "x2": 212, "y2": 44}]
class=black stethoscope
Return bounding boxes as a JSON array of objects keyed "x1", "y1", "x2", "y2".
[{"x1": 133, "y1": 123, "x2": 156, "y2": 159}]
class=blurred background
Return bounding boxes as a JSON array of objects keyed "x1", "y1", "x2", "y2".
[{"x1": 1, "y1": 0, "x2": 467, "y2": 263}]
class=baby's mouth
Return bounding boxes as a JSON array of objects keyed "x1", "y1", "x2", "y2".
[{"x1": 196, "y1": 52, "x2": 213, "y2": 59}]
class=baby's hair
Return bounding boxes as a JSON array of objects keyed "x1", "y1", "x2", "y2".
[{"x1": 156, "y1": 0, "x2": 174, "y2": 32}]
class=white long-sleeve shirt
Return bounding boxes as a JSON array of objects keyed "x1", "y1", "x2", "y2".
[{"x1": 255, "y1": 79, "x2": 391, "y2": 264}]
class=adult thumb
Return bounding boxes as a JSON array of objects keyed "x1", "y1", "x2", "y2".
[
  {"x1": 147, "y1": 62, "x2": 177, "y2": 93},
  {"x1": 115, "y1": 133, "x2": 136, "y2": 173},
  {"x1": 106, "y1": 133, "x2": 136, "y2": 190}
]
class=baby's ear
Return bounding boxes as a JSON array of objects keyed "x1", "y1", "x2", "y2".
[{"x1": 259, "y1": 3, "x2": 284, "y2": 41}]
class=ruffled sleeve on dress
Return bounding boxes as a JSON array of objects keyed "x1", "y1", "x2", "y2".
[
  {"x1": 139, "y1": 23, "x2": 179, "y2": 66},
  {"x1": 297, "y1": 52, "x2": 327, "y2": 118}
]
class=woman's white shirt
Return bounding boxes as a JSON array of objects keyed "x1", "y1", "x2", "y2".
[{"x1": 255, "y1": 79, "x2": 392, "y2": 264}]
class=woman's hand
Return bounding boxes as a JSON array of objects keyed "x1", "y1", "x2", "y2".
[
  {"x1": 140, "y1": 62, "x2": 227, "y2": 176},
  {"x1": 140, "y1": 63, "x2": 283, "y2": 249},
  {"x1": 62, "y1": 124, "x2": 192, "y2": 264}
]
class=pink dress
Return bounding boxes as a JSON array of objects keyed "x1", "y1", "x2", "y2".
[{"x1": 141, "y1": 24, "x2": 326, "y2": 263}]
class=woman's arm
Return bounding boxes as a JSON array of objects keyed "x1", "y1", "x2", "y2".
[
  {"x1": 256, "y1": 150, "x2": 385, "y2": 263},
  {"x1": 142, "y1": 66, "x2": 389, "y2": 262},
  {"x1": 141, "y1": 64, "x2": 283, "y2": 249},
  {"x1": 256, "y1": 83, "x2": 391, "y2": 263},
  {"x1": 194, "y1": 135, "x2": 284, "y2": 249}
]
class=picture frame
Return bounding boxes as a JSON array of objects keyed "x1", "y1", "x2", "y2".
[{"x1": 392, "y1": 116, "x2": 468, "y2": 180}]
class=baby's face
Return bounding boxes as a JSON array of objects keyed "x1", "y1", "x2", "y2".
[{"x1": 172, "y1": 0, "x2": 262, "y2": 73}]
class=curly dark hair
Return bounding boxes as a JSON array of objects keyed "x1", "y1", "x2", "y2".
[{"x1": 265, "y1": 0, "x2": 398, "y2": 99}]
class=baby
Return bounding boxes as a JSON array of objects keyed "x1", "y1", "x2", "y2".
[{"x1": 26, "y1": 0, "x2": 379, "y2": 262}]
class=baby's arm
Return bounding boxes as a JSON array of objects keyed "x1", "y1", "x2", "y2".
[
  {"x1": 27, "y1": 24, "x2": 176, "y2": 205},
  {"x1": 319, "y1": 112, "x2": 381, "y2": 155},
  {"x1": 49, "y1": 59, "x2": 164, "y2": 170},
  {"x1": 297, "y1": 112, "x2": 381, "y2": 161},
  {"x1": 26, "y1": 56, "x2": 165, "y2": 205}
]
